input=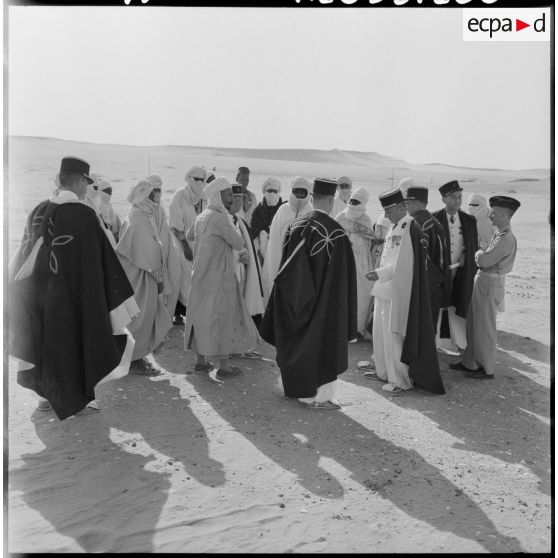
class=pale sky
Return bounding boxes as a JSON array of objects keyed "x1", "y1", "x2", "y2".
[{"x1": 8, "y1": 6, "x2": 551, "y2": 170}]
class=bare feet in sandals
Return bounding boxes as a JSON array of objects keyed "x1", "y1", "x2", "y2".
[{"x1": 129, "y1": 358, "x2": 161, "y2": 377}]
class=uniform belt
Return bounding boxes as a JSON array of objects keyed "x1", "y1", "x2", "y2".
[{"x1": 478, "y1": 270, "x2": 504, "y2": 278}]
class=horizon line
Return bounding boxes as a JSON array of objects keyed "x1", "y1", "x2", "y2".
[{"x1": 8, "y1": 134, "x2": 550, "y2": 174}]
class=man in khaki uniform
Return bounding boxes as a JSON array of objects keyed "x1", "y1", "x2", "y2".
[{"x1": 450, "y1": 195, "x2": 520, "y2": 379}]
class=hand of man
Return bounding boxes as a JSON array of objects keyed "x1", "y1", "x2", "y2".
[
  {"x1": 365, "y1": 270, "x2": 379, "y2": 281},
  {"x1": 239, "y1": 251, "x2": 250, "y2": 265}
]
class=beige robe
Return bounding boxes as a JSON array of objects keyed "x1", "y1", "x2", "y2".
[
  {"x1": 117, "y1": 209, "x2": 173, "y2": 360},
  {"x1": 156, "y1": 206, "x2": 189, "y2": 314},
  {"x1": 336, "y1": 211, "x2": 375, "y2": 337},
  {"x1": 184, "y1": 204, "x2": 260, "y2": 358}
]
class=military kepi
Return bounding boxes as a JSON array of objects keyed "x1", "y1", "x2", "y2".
[
  {"x1": 439, "y1": 180, "x2": 462, "y2": 197},
  {"x1": 59, "y1": 156, "x2": 94, "y2": 184},
  {"x1": 489, "y1": 195, "x2": 521, "y2": 213},
  {"x1": 313, "y1": 178, "x2": 338, "y2": 196},
  {"x1": 404, "y1": 186, "x2": 429, "y2": 204},
  {"x1": 379, "y1": 187, "x2": 405, "y2": 209}
]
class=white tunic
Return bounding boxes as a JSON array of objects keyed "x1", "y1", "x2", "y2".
[{"x1": 371, "y1": 214, "x2": 414, "y2": 390}]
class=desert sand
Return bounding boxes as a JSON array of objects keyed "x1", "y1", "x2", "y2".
[{"x1": 6, "y1": 136, "x2": 552, "y2": 553}]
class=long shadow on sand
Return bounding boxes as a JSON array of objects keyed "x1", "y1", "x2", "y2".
[
  {"x1": 344, "y1": 330, "x2": 551, "y2": 498},
  {"x1": 10, "y1": 375, "x2": 224, "y2": 553},
  {"x1": 179, "y1": 353, "x2": 524, "y2": 553}
]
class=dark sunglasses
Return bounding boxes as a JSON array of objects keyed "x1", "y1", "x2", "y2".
[
  {"x1": 339, "y1": 184, "x2": 351, "y2": 189},
  {"x1": 193, "y1": 177, "x2": 205, "y2": 182},
  {"x1": 468, "y1": 203, "x2": 479, "y2": 207},
  {"x1": 265, "y1": 189, "x2": 279, "y2": 194},
  {"x1": 92, "y1": 185, "x2": 99, "y2": 191},
  {"x1": 101, "y1": 187, "x2": 113, "y2": 195},
  {"x1": 292, "y1": 189, "x2": 308, "y2": 198},
  {"x1": 152, "y1": 188, "x2": 162, "y2": 193},
  {"x1": 348, "y1": 199, "x2": 361, "y2": 206}
]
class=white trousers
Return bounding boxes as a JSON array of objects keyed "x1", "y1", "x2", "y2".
[
  {"x1": 298, "y1": 380, "x2": 337, "y2": 404},
  {"x1": 436, "y1": 306, "x2": 467, "y2": 351},
  {"x1": 372, "y1": 298, "x2": 413, "y2": 390}
]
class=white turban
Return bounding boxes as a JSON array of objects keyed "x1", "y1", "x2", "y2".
[
  {"x1": 203, "y1": 176, "x2": 231, "y2": 201},
  {"x1": 127, "y1": 179, "x2": 154, "y2": 204},
  {"x1": 337, "y1": 175, "x2": 352, "y2": 186},
  {"x1": 290, "y1": 176, "x2": 311, "y2": 192},
  {"x1": 146, "y1": 174, "x2": 163, "y2": 188},
  {"x1": 185, "y1": 165, "x2": 207, "y2": 182},
  {"x1": 98, "y1": 178, "x2": 111, "y2": 192},
  {"x1": 399, "y1": 177, "x2": 415, "y2": 190},
  {"x1": 349, "y1": 187, "x2": 369, "y2": 206},
  {"x1": 467, "y1": 193, "x2": 490, "y2": 219},
  {"x1": 98, "y1": 179, "x2": 112, "y2": 204},
  {"x1": 261, "y1": 177, "x2": 282, "y2": 193}
]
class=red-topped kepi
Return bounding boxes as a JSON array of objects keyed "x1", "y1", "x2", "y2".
[
  {"x1": 59, "y1": 156, "x2": 94, "y2": 185},
  {"x1": 378, "y1": 187, "x2": 405, "y2": 209},
  {"x1": 404, "y1": 186, "x2": 429, "y2": 204},
  {"x1": 313, "y1": 178, "x2": 337, "y2": 196},
  {"x1": 438, "y1": 180, "x2": 462, "y2": 197},
  {"x1": 489, "y1": 195, "x2": 521, "y2": 213}
]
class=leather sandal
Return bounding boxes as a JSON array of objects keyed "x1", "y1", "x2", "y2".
[{"x1": 300, "y1": 400, "x2": 341, "y2": 410}]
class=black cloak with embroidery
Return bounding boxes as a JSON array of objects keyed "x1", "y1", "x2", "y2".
[
  {"x1": 402, "y1": 220, "x2": 446, "y2": 395},
  {"x1": 259, "y1": 210, "x2": 358, "y2": 398},
  {"x1": 411, "y1": 209, "x2": 447, "y2": 328},
  {"x1": 9, "y1": 200, "x2": 135, "y2": 420}
]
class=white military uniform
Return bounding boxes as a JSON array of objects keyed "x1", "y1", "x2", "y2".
[{"x1": 371, "y1": 214, "x2": 414, "y2": 390}]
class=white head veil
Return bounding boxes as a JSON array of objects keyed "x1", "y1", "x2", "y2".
[
  {"x1": 467, "y1": 193, "x2": 491, "y2": 219},
  {"x1": 289, "y1": 176, "x2": 311, "y2": 213},
  {"x1": 184, "y1": 165, "x2": 207, "y2": 205},
  {"x1": 345, "y1": 187, "x2": 369, "y2": 221},
  {"x1": 204, "y1": 176, "x2": 231, "y2": 212}
]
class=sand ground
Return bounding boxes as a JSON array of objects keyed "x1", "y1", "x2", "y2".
[{"x1": 6, "y1": 137, "x2": 552, "y2": 553}]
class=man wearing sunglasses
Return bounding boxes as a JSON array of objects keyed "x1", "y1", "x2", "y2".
[
  {"x1": 169, "y1": 165, "x2": 207, "y2": 324},
  {"x1": 332, "y1": 175, "x2": 353, "y2": 219},
  {"x1": 97, "y1": 178, "x2": 122, "y2": 243},
  {"x1": 250, "y1": 177, "x2": 284, "y2": 266}
]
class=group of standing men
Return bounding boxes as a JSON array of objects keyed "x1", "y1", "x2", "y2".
[
  {"x1": 8, "y1": 155, "x2": 520, "y2": 419},
  {"x1": 263, "y1": 175, "x2": 520, "y2": 405}
]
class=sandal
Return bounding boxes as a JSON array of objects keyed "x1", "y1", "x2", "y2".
[
  {"x1": 129, "y1": 360, "x2": 161, "y2": 377},
  {"x1": 300, "y1": 400, "x2": 341, "y2": 410},
  {"x1": 381, "y1": 384, "x2": 403, "y2": 393},
  {"x1": 357, "y1": 360, "x2": 374, "y2": 369},
  {"x1": 235, "y1": 351, "x2": 262, "y2": 360},
  {"x1": 78, "y1": 401, "x2": 101, "y2": 415}
]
